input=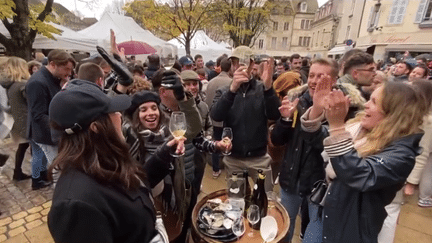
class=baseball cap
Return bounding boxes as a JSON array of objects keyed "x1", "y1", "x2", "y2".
[
  {"x1": 179, "y1": 56, "x2": 193, "y2": 66},
  {"x1": 180, "y1": 70, "x2": 200, "y2": 81},
  {"x1": 49, "y1": 80, "x2": 131, "y2": 134},
  {"x1": 230, "y1": 46, "x2": 254, "y2": 62}
]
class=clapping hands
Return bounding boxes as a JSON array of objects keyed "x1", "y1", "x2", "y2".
[{"x1": 310, "y1": 75, "x2": 350, "y2": 129}]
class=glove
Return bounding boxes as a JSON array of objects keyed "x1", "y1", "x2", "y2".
[
  {"x1": 161, "y1": 70, "x2": 185, "y2": 101},
  {"x1": 96, "y1": 46, "x2": 133, "y2": 86}
]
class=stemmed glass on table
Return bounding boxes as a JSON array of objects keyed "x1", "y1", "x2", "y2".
[
  {"x1": 247, "y1": 204, "x2": 260, "y2": 237},
  {"x1": 169, "y1": 111, "x2": 186, "y2": 157},
  {"x1": 221, "y1": 127, "x2": 233, "y2": 155},
  {"x1": 232, "y1": 216, "x2": 245, "y2": 240}
]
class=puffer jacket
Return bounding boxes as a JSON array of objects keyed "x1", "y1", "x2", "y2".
[
  {"x1": 211, "y1": 79, "x2": 281, "y2": 158},
  {"x1": 0, "y1": 76, "x2": 28, "y2": 139}
]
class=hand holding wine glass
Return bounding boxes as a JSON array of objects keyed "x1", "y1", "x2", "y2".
[
  {"x1": 169, "y1": 112, "x2": 187, "y2": 157},
  {"x1": 221, "y1": 127, "x2": 233, "y2": 156}
]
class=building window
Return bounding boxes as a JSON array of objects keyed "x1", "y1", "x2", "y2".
[
  {"x1": 284, "y1": 22, "x2": 289, "y2": 31},
  {"x1": 284, "y1": 7, "x2": 291, "y2": 15},
  {"x1": 415, "y1": 0, "x2": 432, "y2": 26},
  {"x1": 258, "y1": 39, "x2": 264, "y2": 49},
  {"x1": 271, "y1": 37, "x2": 277, "y2": 49},
  {"x1": 304, "y1": 37, "x2": 311, "y2": 47},
  {"x1": 301, "y1": 20, "x2": 310, "y2": 29},
  {"x1": 388, "y1": 0, "x2": 408, "y2": 24},
  {"x1": 312, "y1": 32, "x2": 315, "y2": 46},
  {"x1": 300, "y1": 2, "x2": 307, "y2": 13},
  {"x1": 351, "y1": 0, "x2": 356, "y2": 15},
  {"x1": 273, "y1": 22, "x2": 278, "y2": 31},
  {"x1": 346, "y1": 25, "x2": 351, "y2": 40},
  {"x1": 298, "y1": 37, "x2": 303, "y2": 46},
  {"x1": 367, "y1": 3, "x2": 381, "y2": 31},
  {"x1": 282, "y1": 37, "x2": 288, "y2": 48},
  {"x1": 316, "y1": 31, "x2": 319, "y2": 46}
]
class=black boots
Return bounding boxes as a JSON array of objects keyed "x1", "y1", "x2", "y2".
[
  {"x1": 32, "y1": 171, "x2": 51, "y2": 190},
  {"x1": 13, "y1": 170, "x2": 31, "y2": 181},
  {"x1": 0, "y1": 153, "x2": 9, "y2": 167}
]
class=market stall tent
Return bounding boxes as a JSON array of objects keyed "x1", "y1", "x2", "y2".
[
  {"x1": 168, "y1": 30, "x2": 230, "y2": 62},
  {"x1": 79, "y1": 12, "x2": 177, "y2": 59},
  {"x1": 0, "y1": 22, "x2": 100, "y2": 53}
]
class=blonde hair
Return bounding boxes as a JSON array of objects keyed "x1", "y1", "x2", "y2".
[
  {"x1": 353, "y1": 82, "x2": 426, "y2": 157},
  {"x1": 3, "y1": 57, "x2": 30, "y2": 82}
]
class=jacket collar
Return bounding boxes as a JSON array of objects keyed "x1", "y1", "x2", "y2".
[
  {"x1": 338, "y1": 74, "x2": 357, "y2": 87},
  {"x1": 218, "y1": 71, "x2": 231, "y2": 79},
  {"x1": 40, "y1": 66, "x2": 62, "y2": 86}
]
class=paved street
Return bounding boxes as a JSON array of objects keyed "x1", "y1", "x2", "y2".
[{"x1": 0, "y1": 138, "x2": 431, "y2": 242}]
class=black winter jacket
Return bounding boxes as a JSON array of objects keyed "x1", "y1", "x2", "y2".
[
  {"x1": 211, "y1": 79, "x2": 281, "y2": 158},
  {"x1": 271, "y1": 90, "x2": 326, "y2": 196},
  {"x1": 26, "y1": 66, "x2": 62, "y2": 145}
]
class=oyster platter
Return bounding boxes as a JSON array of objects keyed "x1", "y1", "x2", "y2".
[{"x1": 197, "y1": 199, "x2": 243, "y2": 242}]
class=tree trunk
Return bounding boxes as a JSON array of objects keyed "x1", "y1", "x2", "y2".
[
  {"x1": 5, "y1": 41, "x2": 33, "y2": 61},
  {"x1": 185, "y1": 38, "x2": 191, "y2": 56}
]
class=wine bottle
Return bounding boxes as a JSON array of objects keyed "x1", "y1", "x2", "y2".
[
  {"x1": 250, "y1": 169, "x2": 268, "y2": 230},
  {"x1": 243, "y1": 170, "x2": 252, "y2": 217}
]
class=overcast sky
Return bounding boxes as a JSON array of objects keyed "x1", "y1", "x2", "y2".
[{"x1": 54, "y1": 0, "x2": 329, "y2": 19}]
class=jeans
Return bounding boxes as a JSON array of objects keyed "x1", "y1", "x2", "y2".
[
  {"x1": 30, "y1": 140, "x2": 57, "y2": 179},
  {"x1": 212, "y1": 126, "x2": 223, "y2": 172},
  {"x1": 280, "y1": 189, "x2": 323, "y2": 243}
]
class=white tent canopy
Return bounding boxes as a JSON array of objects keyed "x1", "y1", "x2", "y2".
[
  {"x1": 168, "y1": 30, "x2": 230, "y2": 62},
  {"x1": 0, "y1": 22, "x2": 100, "y2": 53},
  {"x1": 79, "y1": 12, "x2": 176, "y2": 58}
]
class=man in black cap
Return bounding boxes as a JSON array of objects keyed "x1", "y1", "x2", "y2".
[{"x1": 178, "y1": 56, "x2": 194, "y2": 71}]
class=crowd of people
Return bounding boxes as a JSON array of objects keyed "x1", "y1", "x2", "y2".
[{"x1": 0, "y1": 42, "x2": 431, "y2": 243}]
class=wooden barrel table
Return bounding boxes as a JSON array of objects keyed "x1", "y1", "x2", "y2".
[{"x1": 190, "y1": 189, "x2": 289, "y2": 243}]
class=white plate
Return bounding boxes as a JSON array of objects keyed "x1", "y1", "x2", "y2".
[{"x1": 260, "y1": 216, "x2": 278, "y2": 242}]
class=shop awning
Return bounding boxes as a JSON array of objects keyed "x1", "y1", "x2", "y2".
[
  {"x1": 327, "y1": 45, "x2": 353, "y2": 55},
  {"x1": 385, "y1": 44, "x2": 432, "y2": 51}
]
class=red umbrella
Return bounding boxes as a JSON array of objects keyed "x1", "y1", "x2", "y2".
[{"x1": 117, "y1": 41, "x2": 156, "y2": 55}]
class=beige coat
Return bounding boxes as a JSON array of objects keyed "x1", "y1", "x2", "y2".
[
  {"x1": 204, "y1": 71, "x2": 232, "y2": 127},
  {"x1": 407, "y1": 114, "x2": 432, "y2": 184}
]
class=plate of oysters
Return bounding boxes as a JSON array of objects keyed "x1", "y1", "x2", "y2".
[{"x1": 197, "y1": 199, "x2": 241, "y2": 242}]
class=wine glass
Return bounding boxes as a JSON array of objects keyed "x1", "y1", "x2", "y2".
[
  {"x1": 232, "y1": 216, "x2": 245, "y2": 240},
  {"x1": 247, "y1": 204, "x2": 260, "y2": 237},
  {"x1": 169, "y1": 111, "x2": 187, "y2": 157},
  {"x1": 221, "y1": 127, "x2": 233, "y2": 155}
]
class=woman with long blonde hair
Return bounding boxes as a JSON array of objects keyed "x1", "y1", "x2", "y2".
[
  {"x1": 0, "y1": 57, "x2": 32, "y2": 180},
  {"x1": 300, "y1": 80, "x2": 427, "y2": 243}
]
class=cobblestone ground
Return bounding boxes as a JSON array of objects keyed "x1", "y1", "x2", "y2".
[{"x1": 0, "y1": 139, "x2": 53, "y2": 242}]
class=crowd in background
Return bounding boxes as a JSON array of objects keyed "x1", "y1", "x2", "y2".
[{"x1": 0, "y1": 41, "x2": 432, "y2": 243}]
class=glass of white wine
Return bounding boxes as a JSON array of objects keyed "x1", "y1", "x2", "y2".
[
  {"x1": 169, "y1": 111, "x2": 186, "y2": 157},
  {"x1": 221, "y1": 127, "x2": 233, "y2": 156}
]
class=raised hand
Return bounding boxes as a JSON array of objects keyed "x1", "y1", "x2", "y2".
[
  {"x1": 260, "y1": 57, "x2": 275, "y2": 91},
  {"x1": 279, "y1": 96, "x2": 299, "y2": 119},
  {"x1": 325, "y1": 90, "x2": 350, "y2": 130},
  {"x1": 230, "y1": 63, "x2": 253, "y2": 93},
  {"x1": 161, "y1": 70, "x2": 185, "y2": 100},
  {"x1": 309, "y1": 74, "x2": 332, "y2": 120}
]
